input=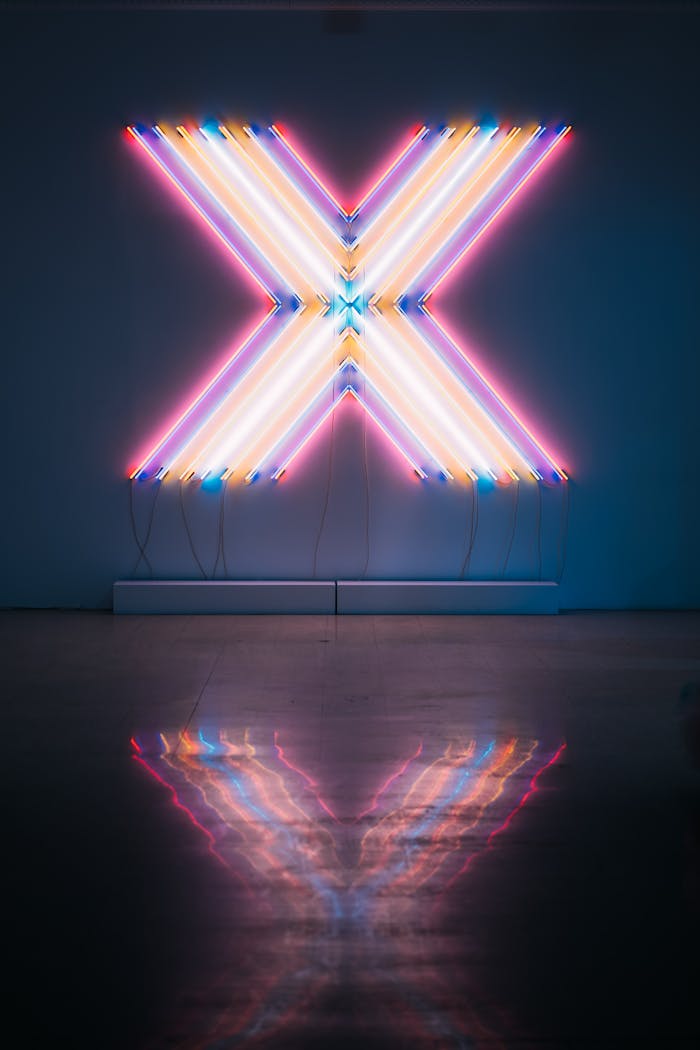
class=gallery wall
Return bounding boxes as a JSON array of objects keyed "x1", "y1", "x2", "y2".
[{"x1": 2, "y1": 5, "x2": 698, "y2": 609}]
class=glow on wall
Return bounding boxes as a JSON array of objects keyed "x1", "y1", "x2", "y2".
[{"x1": 127, "y1": 121, "x2": 571, "y2": 486}]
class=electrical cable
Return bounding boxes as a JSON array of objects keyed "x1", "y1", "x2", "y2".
[
  {"x1": 459, "y1": 477, "x2": 479, "y2": 579},
  {"x1": 359, "y1": 262, "x2": 370, "y2": 580},
  {"x1": 312, "y1": 410, "x2": 334, "y2": 579},
  {"x1": 464, "y1": 476, "x2": 479, "y2": 578},
  {"x1": 312, "y1": 318, "x2": 336, "y2": 580},
  {"x1": 360, "y1": 378, "x2": 371, "y2": 579},
  {"x1": 179, "y1": 478, "x2": 207, "y2": 579},
  {"x1": 211, "y1": 480, "x2": 228, "y2": 580},
  {"x1": 459, "y1": 481, "x2": 471, "y2": 579},
  {"x1": 500, "y1": 480, "x2": 520, "y2": 579},
  {"x1": 534, "y1": 482, "x2": 543, "y2": 581},
  {"x1": 129, "y1": 479, "x2": 161, "y2": 578},
  {"x1": 556, "y1": 481, "x2": 571, "y2": 584},
  {"x1": 221, "y1": 478, "x2": 230, "y2": 579}
]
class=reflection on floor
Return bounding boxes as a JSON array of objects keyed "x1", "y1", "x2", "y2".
[
  {"x1": 4, "y1": 611, "x2": 700, "y2": 1047},
  {"x1": 132, "y1": 727, "x2": 564, "y2": 1048}
]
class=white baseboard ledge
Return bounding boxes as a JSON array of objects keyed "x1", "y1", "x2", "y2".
[
  {"x1": 113, "y1": 579, "x2": 558, "y2": 615},
  {"x1": 336, "y1": 580, "x2": 558, "y2": 614},
  {"x1": 113, "y1": 580, "x2": 336, "y2": 615}
]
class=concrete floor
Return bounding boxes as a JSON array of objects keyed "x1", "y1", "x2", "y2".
[{"x1": 3, "y1": 610, "x2": 700, "y2": 1048}]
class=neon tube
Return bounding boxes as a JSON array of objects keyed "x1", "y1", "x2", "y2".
[
  {"x1": 252, "y1": 357, "x2": 444, "y2": 482},
  {"x1": 148, "y1": 124, "x2": 289, "y2": 296},
  {"x1": 162, "y1": 124, "x2": 312, "y2": 298},
  {"x1": 384, "y1": 126, "x2": 542, "y2": 302},
  {"x1": 350, "y1": 124, "x2": 429, "y2": 220},
  {"x1": 425, "y1": 125, "x2": 572, "y2": 297},
  {"x1": 218, "y1": 124, "x2": 342, "y2": 270},
  {"x1": 185, "y1": 315, "x2": 334, "y2": 479},
  {"x1": 127, "y1": 120, "x2": 571, "y2": 485},
  {"x1": 197, "y1": 127, "x2": 335, "y2": 290},
  {"x1": 363, "y1": 125, "x2": 500, "y2": 292}
]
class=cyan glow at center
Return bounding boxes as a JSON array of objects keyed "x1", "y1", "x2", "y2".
[{"x1": 334, "y1": 276, "x2": 364, "y2": 335}]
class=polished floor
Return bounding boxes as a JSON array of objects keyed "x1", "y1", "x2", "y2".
[{"x1": 4, "y1": 610, "x2": 700, "y2": 1048}]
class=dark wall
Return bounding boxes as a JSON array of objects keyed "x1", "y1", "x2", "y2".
[{"x1": 2, "y1": 7, "x2": 698, "y2": 608}]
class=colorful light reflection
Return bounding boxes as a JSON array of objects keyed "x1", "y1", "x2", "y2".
[
  {"x1": 131, "y1": 727, "x2": 565, "y2": 1047},
  {"x1": 127, "y1": 120, "x2": 571, "y2": 486}
]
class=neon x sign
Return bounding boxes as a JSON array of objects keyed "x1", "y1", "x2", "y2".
[{"x1": 127, "y1": 120, "x2": 570, "y2": 485}]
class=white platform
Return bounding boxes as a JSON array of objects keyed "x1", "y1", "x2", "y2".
[
  {"x1": 113, "y1": 580, "x2": 336, "y2": 615},
  {"x1": 113, "y1": 579, "x2": 558, "y2": 614},
  {"x1": 336, "y1": 580, "x2": 559, "y2": 615}
]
